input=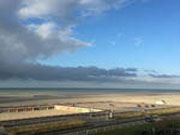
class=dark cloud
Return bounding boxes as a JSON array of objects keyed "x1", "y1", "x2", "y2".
[
  {"x1": 149, "y1": 74, "x2": 180, "y2": 79},
  {"x1": 0, "y1": 63, "x2": 137, "y2": 82}
]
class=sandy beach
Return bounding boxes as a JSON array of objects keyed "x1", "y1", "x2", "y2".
[{"x1": 1, "y1": 90, "x2": 180, "y2": 107}]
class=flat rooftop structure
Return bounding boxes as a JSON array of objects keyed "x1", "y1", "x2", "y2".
[{"x1": 0, "y1": 105, "x2": 102, "y2": 121}]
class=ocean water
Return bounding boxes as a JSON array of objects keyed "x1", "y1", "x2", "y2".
[{"x1": 0, "y1": 88, "x2": 180, "y2": 94}]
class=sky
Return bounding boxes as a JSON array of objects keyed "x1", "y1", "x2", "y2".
[{"x1": 0, "y1": 0, "x2": 180, "y2": 89}]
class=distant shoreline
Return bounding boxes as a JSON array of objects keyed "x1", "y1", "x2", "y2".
[{"x1": 1, "y1": 87, "x2": 180, "y2": 94}]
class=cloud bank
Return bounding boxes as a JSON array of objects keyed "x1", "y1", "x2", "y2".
[{"x1": 0, "y1": 64, "x2": 137, "y2": 82}]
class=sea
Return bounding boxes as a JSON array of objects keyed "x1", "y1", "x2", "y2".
[{"x1": 0, "y1": 88, "x2": 180, "y2": 94}]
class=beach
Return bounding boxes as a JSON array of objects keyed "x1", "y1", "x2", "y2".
[
  {"x1": 1, "y1": 89, "x2": 180, "y2": 122},
  {"x1": 1, "y1": 89, "x2": 180, "y2": 107}
]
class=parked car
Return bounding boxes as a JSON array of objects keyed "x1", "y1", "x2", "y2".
[{"x1": 144, "y1": 115, "x2": 154, "y2": 123}]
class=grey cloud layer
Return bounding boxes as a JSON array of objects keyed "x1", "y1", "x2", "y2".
[
  {"x1": 0, "y1": 63, "x2": 137, "y2": 82},
  {"x1": 149, "y1": 74, "x2": 180, "y2": 79}
]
